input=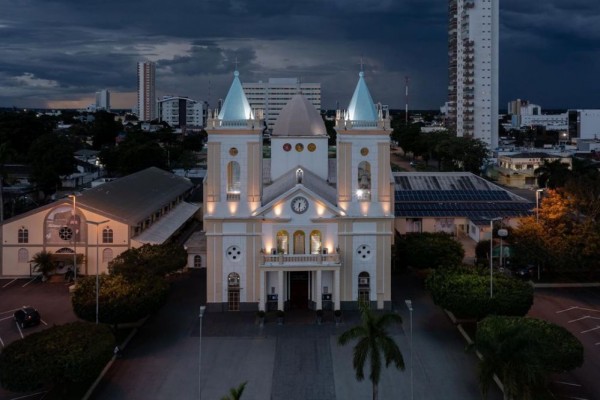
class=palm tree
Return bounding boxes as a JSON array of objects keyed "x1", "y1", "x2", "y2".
[
  {"x1": 220, "y1": 381, "x2": 247, "y2": 400},
  {"x1": 338, "y1": 305, "x2": 405, "y2": 400},
  {"x1": 32, "y1": 250, "x2": 56, "y2": 280}
]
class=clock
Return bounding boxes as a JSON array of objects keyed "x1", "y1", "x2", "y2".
[{"x1": 291, "y1": 196, "x2": 309, "y2": 214}]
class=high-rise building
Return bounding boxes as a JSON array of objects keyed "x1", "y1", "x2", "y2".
[
  {"x1": 137, "y1": 61, "x2": 156, "y2": 121},
  {"x1": 95, "y1": 89, "x2": 110, "y2": 111},
  {"x1": 447, "y1": 0, "x2": 498, "y2": 149},
  {"x1": 243, "y1": 78, "x2": 321, "y2": 129},
  {"x1": 157, "y1": 96, "x2": 207, "y2": 127}
]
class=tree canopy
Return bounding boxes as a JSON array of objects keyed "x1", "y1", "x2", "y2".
[
  {"x1": 396, "y1": 232, "x2": 465, "y2": 270},
  {"x1": 108, "y1": 243, "x2": 187, "y2": 280}
]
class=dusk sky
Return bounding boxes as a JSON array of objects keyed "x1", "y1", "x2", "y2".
[{"x1": 1, "y1": 0, "x2": 599, "y2": 110}]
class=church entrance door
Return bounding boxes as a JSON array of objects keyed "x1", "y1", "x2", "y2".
[{"x1": 289, "y1": 271, "x2": 309, "y2": 309}]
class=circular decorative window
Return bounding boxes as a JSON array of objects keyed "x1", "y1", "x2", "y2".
[
  {"x1": 59, "y1": 227, "x2": 73, "y2": 241},
  {"x1": 226, "y1": 245, "x2": 242, "y2": 262},
  {"x1": 356, "y1": 244, "x2": 372, "y2": 260},
  {"x1": 283, "y1": 143, "x2": 292, "y2": 152},
  {"x1": 360, "y1": 147, "x2": 369, "y2": 156},
  {"x1": 229, "y1": 147, "x2": 238, "y2": 156},
  {"x1": 295, "y1": 143, "x2": 304, "y2": 152},
  {"x1": 307, "y1": 143, "x2": 316, "y2": 152}
]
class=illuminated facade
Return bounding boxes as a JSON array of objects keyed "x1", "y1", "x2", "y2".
[{"x1": 203, "y1": 70, "x2": 394, "y2": 312}]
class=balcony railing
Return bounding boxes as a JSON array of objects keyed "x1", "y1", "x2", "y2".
[{"x1": 261, "y1": 253, "x2": 342, "y2": 266}]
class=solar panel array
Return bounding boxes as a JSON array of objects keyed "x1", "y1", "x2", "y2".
[{"x1": 395, "y1": 190, "x2": 512, "y2": 202}]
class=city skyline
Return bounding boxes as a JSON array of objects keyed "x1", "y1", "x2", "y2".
[{"x1": 1, "y1": 0, "x2": 599, "y2": 110}]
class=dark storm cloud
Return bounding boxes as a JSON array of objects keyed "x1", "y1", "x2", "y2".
[{"x1": 1, "y1": 0, "x2": 599, "y2": 109}]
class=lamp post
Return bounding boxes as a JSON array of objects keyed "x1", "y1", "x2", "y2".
[
  {"x1": 68, "y1": 194, "x2": 77, "y2": 281},
  {"x1": 199, "y1": 305, "x2": 206, "y2": 400},
  {"x1": 498, "y1": 225, "x2": 508, "y2": 269},
  {"x1": 489, "y1": 217, "x2": 502, "y2": 298},
  {"x1": 535, "y1": 188, "x2": 544, "y2": 223},
  {"x1": 87, "y1": 219, "x2": 109, "y2": 324},
  {"x1": 405, "y1": 299, "x2": 413, "y2": 400}
]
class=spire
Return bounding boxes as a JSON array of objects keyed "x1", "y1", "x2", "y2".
[
  {"x1": 218, "y1": 70, "x2": 254, "y2": 121},
  {"x1": 346, "y1": 71, "x2": 378, "y2": 123}
]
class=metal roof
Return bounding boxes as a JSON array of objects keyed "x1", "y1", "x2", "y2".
[
  {"x1": 346, "y1": 71, "x2": 378, "y2": 124},
  {"x1": 271, "y1": 94, "x2": 327, "y2": 137},
  {"x1": 133, "y1": 201, "x2": 200, "y2": 245},
  {"x1": 76, "y1": 167, "x2": 194, "y2": 225},
  {"x1": 218, "y1": 70, "x2": 254, "y2": 122}
]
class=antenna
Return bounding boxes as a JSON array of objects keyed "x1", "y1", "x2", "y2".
[
  {"x1": 360, "y1": 57, "x2": 364, "y2": 72},
  {"x1": 234, "y1": 57, "x2": 239, "y2": 71},
  {"x1": 208, "y1": 80, "x2": 211, "y2": 109},
  {"x1": 405, "y1": 76, "x2": 409, "y2": 125}
]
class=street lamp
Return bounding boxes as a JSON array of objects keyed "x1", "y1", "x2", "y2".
[
  {"x1": 405, "y1": 299, "x2": 413, "y2": 400},
  {"x1": 488, "y1": 217, "x2": 502, "y2": 298},
  {"x1": 199, "y1": 305, "x2": 206, "y2": 400},
  {"x1": 68, "y1": 194, "x2": 78, "y2": 281},
  {"x1": 535, "y1": 188, "x2": 544, "y2": 223},
  {"x1": 86, "y1": 219, "x2": 109, "y2": 324}
]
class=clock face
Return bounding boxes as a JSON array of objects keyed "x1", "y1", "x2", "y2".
[{"x1": 291, "y1": 196, "x2": 309, "y2": 214}]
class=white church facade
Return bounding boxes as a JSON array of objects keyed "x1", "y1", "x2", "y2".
[{"x1": 203, "y1": 71, "x2": 394, "y2": 312}]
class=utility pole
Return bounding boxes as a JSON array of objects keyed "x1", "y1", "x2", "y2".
[{"x1": 405, "y1": 76, "x2": 409, "y2": 125}]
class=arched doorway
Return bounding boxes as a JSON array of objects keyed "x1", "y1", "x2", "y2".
[
  {"x1": 358, "y1": 271, "x2": 370, "y2": 307},
  {"x1": 227, "y1": 272, "x2": 240, "y2": 311}
]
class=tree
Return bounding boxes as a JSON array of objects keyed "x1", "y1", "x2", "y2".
[
  {"x1": 0, "y1": 322, "x2": 114, "y2": 393},
  {"x1": 534, "y1": 159, "x2": 571, "y2": 189},
  {"x1": 109, "y1": 243, "x2": 187, "y2": 280},
  {"x1": 31, "y1": 250, "x2": 56, "y2": 279},
  {"x1": 474, "y1": 316, "x2": 583, "y2": 399},
  {"x1": 28, "y1": 132, "x2": 76, "y2": 196},
  {"x1": 90, "y1": 110, "x2": 122, "y2": 149},
  {"x1": 396, "y1": 232, "x2": 464, "y2": 270},
  {"x1": 338, "y1": 306, "x2": 405, "y2": 400},
  {"x1": 221, "y1": 381, "x2": 247, "y2": 400},
  {"x1": 426, "y1": 268, "x2": 533, "y2": 319},
  {"x1": 71, "y1": 274, "x2": 169, "y2": 326}
]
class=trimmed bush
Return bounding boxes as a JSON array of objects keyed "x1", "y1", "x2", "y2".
[
  {"x1": 109, "y1": 242, "x2": 187, "y2": 280},
  {"x1": 396, "y1": 232, "x2": 464, "y2": 269},
  {"x1": 72, "y1": 274, "x2": 169, "y2": 325},
  {"x1": 426, "y1": 268, "x2": 533, "y2": 319},
  {"x1": 0, "y1": 322, "x2": 114, "y2": 392}
]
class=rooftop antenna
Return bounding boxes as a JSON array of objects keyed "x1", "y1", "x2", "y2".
[
  {"x1": 208, "y1": 80, "x2": 212, "y2": 109},
  {"x1": 360, "y1": 56, "x2": 364, "y2": 72},
  {"x1": 405, "y1": 76, "x2": 409, "y2": 125},
  {"x1": 234, "y1": 57, "x2": 239, "y2": 71}
]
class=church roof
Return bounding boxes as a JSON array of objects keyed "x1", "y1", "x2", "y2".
[
  {"x1": 346, "y1": 71, "x2": 378, "y2": 123},
  {"x1": 262, "y1": 167, "x2": 336, "y2": 205},
  {"x1": 271, "y1": 94, "x2": 326, "y2": 137},
  {"x1": 218, "y1": 71, "x2": 254, "y2": 121}
]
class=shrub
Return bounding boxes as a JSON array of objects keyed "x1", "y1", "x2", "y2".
[
  {"x1": 109, "y1": 243, "x2": 187, "y2": 280},
  {"x1": 426, "y1": 267, "x2": 533, "y2": 319},
  {"x1": 72, "y1": 274, "x2": 169, "y2": 325},
  {"x1": 0, "y1": 322, "x2": 114, "y2": 392},
  {"x1": 396, "y1": 232, "x2": 464, "y2": 269}
]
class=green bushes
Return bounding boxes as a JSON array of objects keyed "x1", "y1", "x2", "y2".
[
  {"x1": 474, "y1": 316, "x2": 583, "y2": 398},
  {"x1": 396, "y1": 232, "x2": 464, "y2": 269},
  {"x1": 108, "y1": 243, "x2": 187, "y2": 279},
  {"x1": 426, "y1": 268, "x2": 533, "y2": 319},
  {"x1": 71, "y1": 274, "x2": 169, "y2": 325},
  {"x1": 0, "y1": 322, "x2": 114, "y2": 392}
]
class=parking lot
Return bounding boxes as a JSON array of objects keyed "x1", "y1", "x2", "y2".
[{"x1": 0, "y1": 277, "x2": 79, "y2": 399}]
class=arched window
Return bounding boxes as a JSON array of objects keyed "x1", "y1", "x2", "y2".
[
  {"x1": 227, "y1": 272, "x2": 241, "y2": 311},
  {"x1": 358, "y1": 271, "x2": 370, "y2": 307},
  {"x1": 227, "y1": 161, "x2": 241, "y2": 194},
  {"x1": 276, "y1": 230, "x2": 289, "y2": 254},
  {"x1": 18, "y1": 248, "x2": 29, "y2": 263},
  {"x1": 194, "y1": 255, "x2": 202, "y2": 268},
  {"x1": 310, "y1": 230, "x2": 322, "y2": 255},
  {"x1": 293, "y1": 230, "x2": 305, "y2": 254},
  {"x1": 102, "y1": 248, "x2": 113, "y2": 263},
  {"x1": 357, "y1": 161, "x2": 371, "y2": 201},
  {"x1": 18, "y1": 228, "x2": 29, "y2": 244},
  {"x1": 102, "y1": 228, "x2": 113, "y2": 244}
]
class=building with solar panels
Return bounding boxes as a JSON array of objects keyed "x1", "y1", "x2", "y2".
[{"x1": 393, "y1": 172, "x2": 533, "y2": 241}]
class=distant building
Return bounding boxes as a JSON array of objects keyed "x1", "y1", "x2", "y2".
[
  {"x1": 95, "y1": 89, "x2": 110, "y2": 111},
  {"x1": 496, "y1": 152, "x2": 572, "y2": 189},
  {"x1": 137, "y1": 62, "x2": 156, "y2": 121},
  {"x1": 507, "y1": 99, "x2": 540, "y2": 116},
  {"x1": 568, "y1": 109, "x2": 600, "y2": 140},
  {"x1": 157, "y1": 96, "x2": 206, "y2": 128},
  {"x1": 243, "y1": 78, "x2": 321, "y2": 130},
  {"x1": 447, "y1": 0, "x2": 499, "y2": 149}
]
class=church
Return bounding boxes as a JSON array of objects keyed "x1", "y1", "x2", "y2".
[{"x1": 203, "y1": 70, "x2": 394, "y2": 312}]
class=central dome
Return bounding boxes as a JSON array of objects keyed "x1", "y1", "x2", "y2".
[{"x1": 271, "y1": 94, "x2": 326, "y2": 137}]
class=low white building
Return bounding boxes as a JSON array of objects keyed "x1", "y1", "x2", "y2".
[{"x1": 157, "y1": 96, "x2": 206, "y2": 128}]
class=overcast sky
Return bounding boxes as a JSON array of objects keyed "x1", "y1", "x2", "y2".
[{"x1": 1, "y1": 0, "x2": 599, "y2": 110}]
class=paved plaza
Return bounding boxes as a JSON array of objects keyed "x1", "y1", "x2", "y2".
[{"x1": 90, "y1": 268, "x2": 501, "y2": 400}]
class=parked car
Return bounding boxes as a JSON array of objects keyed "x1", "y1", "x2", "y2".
[
  {"x1": 512, "y1": 265, "x2": 535, "y2": 280},
  {"x1": 14, "y1": 306, "x2": 41, "y2": 328}
]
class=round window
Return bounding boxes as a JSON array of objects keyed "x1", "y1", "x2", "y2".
[
  {"x1": 356, "y1": 244, "x2": 372, "y2": 260},
  {"x1": 59, "y1": 227, "x2": 73, "y2": 241},
  {"x1": 295, "y1": 143, "x2": 304, "y2": 152},
  {"x1": 283, "y1": 143, "x2": 292, "y2": 152},
  {"x1": 226, "y1": 245, "x2": 242, "y2": 262},
  {"x1": 229, "y1": 147, "x2": 238, "y2": 156},
  {"x1": 307, "y1": 143, "x2": 316, "y2": 152},
  {"x1": 360, "y1": 147, "x2": 369, "y2": 156}
]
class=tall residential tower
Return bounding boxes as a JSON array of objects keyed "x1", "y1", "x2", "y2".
[
  {"x1": 137, "y1": 61, "x2": 156, "y2": 121},
  {"x1": 447, "y1": 0, "x2": 498, "y2": 149}
]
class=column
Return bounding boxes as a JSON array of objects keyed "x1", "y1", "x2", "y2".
[
  {"x1": 316, "y1": 270, "x2": 322, "y2": 310},
  {"x1": 277, "y1": 270, "x2": 284, "y2": 311},
  {"x1": 334, "y1": 269, "x2": 341, "y2": 310},
  {"x1": 259, "y1": 270, "x2": 265, "y2": 311}
]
